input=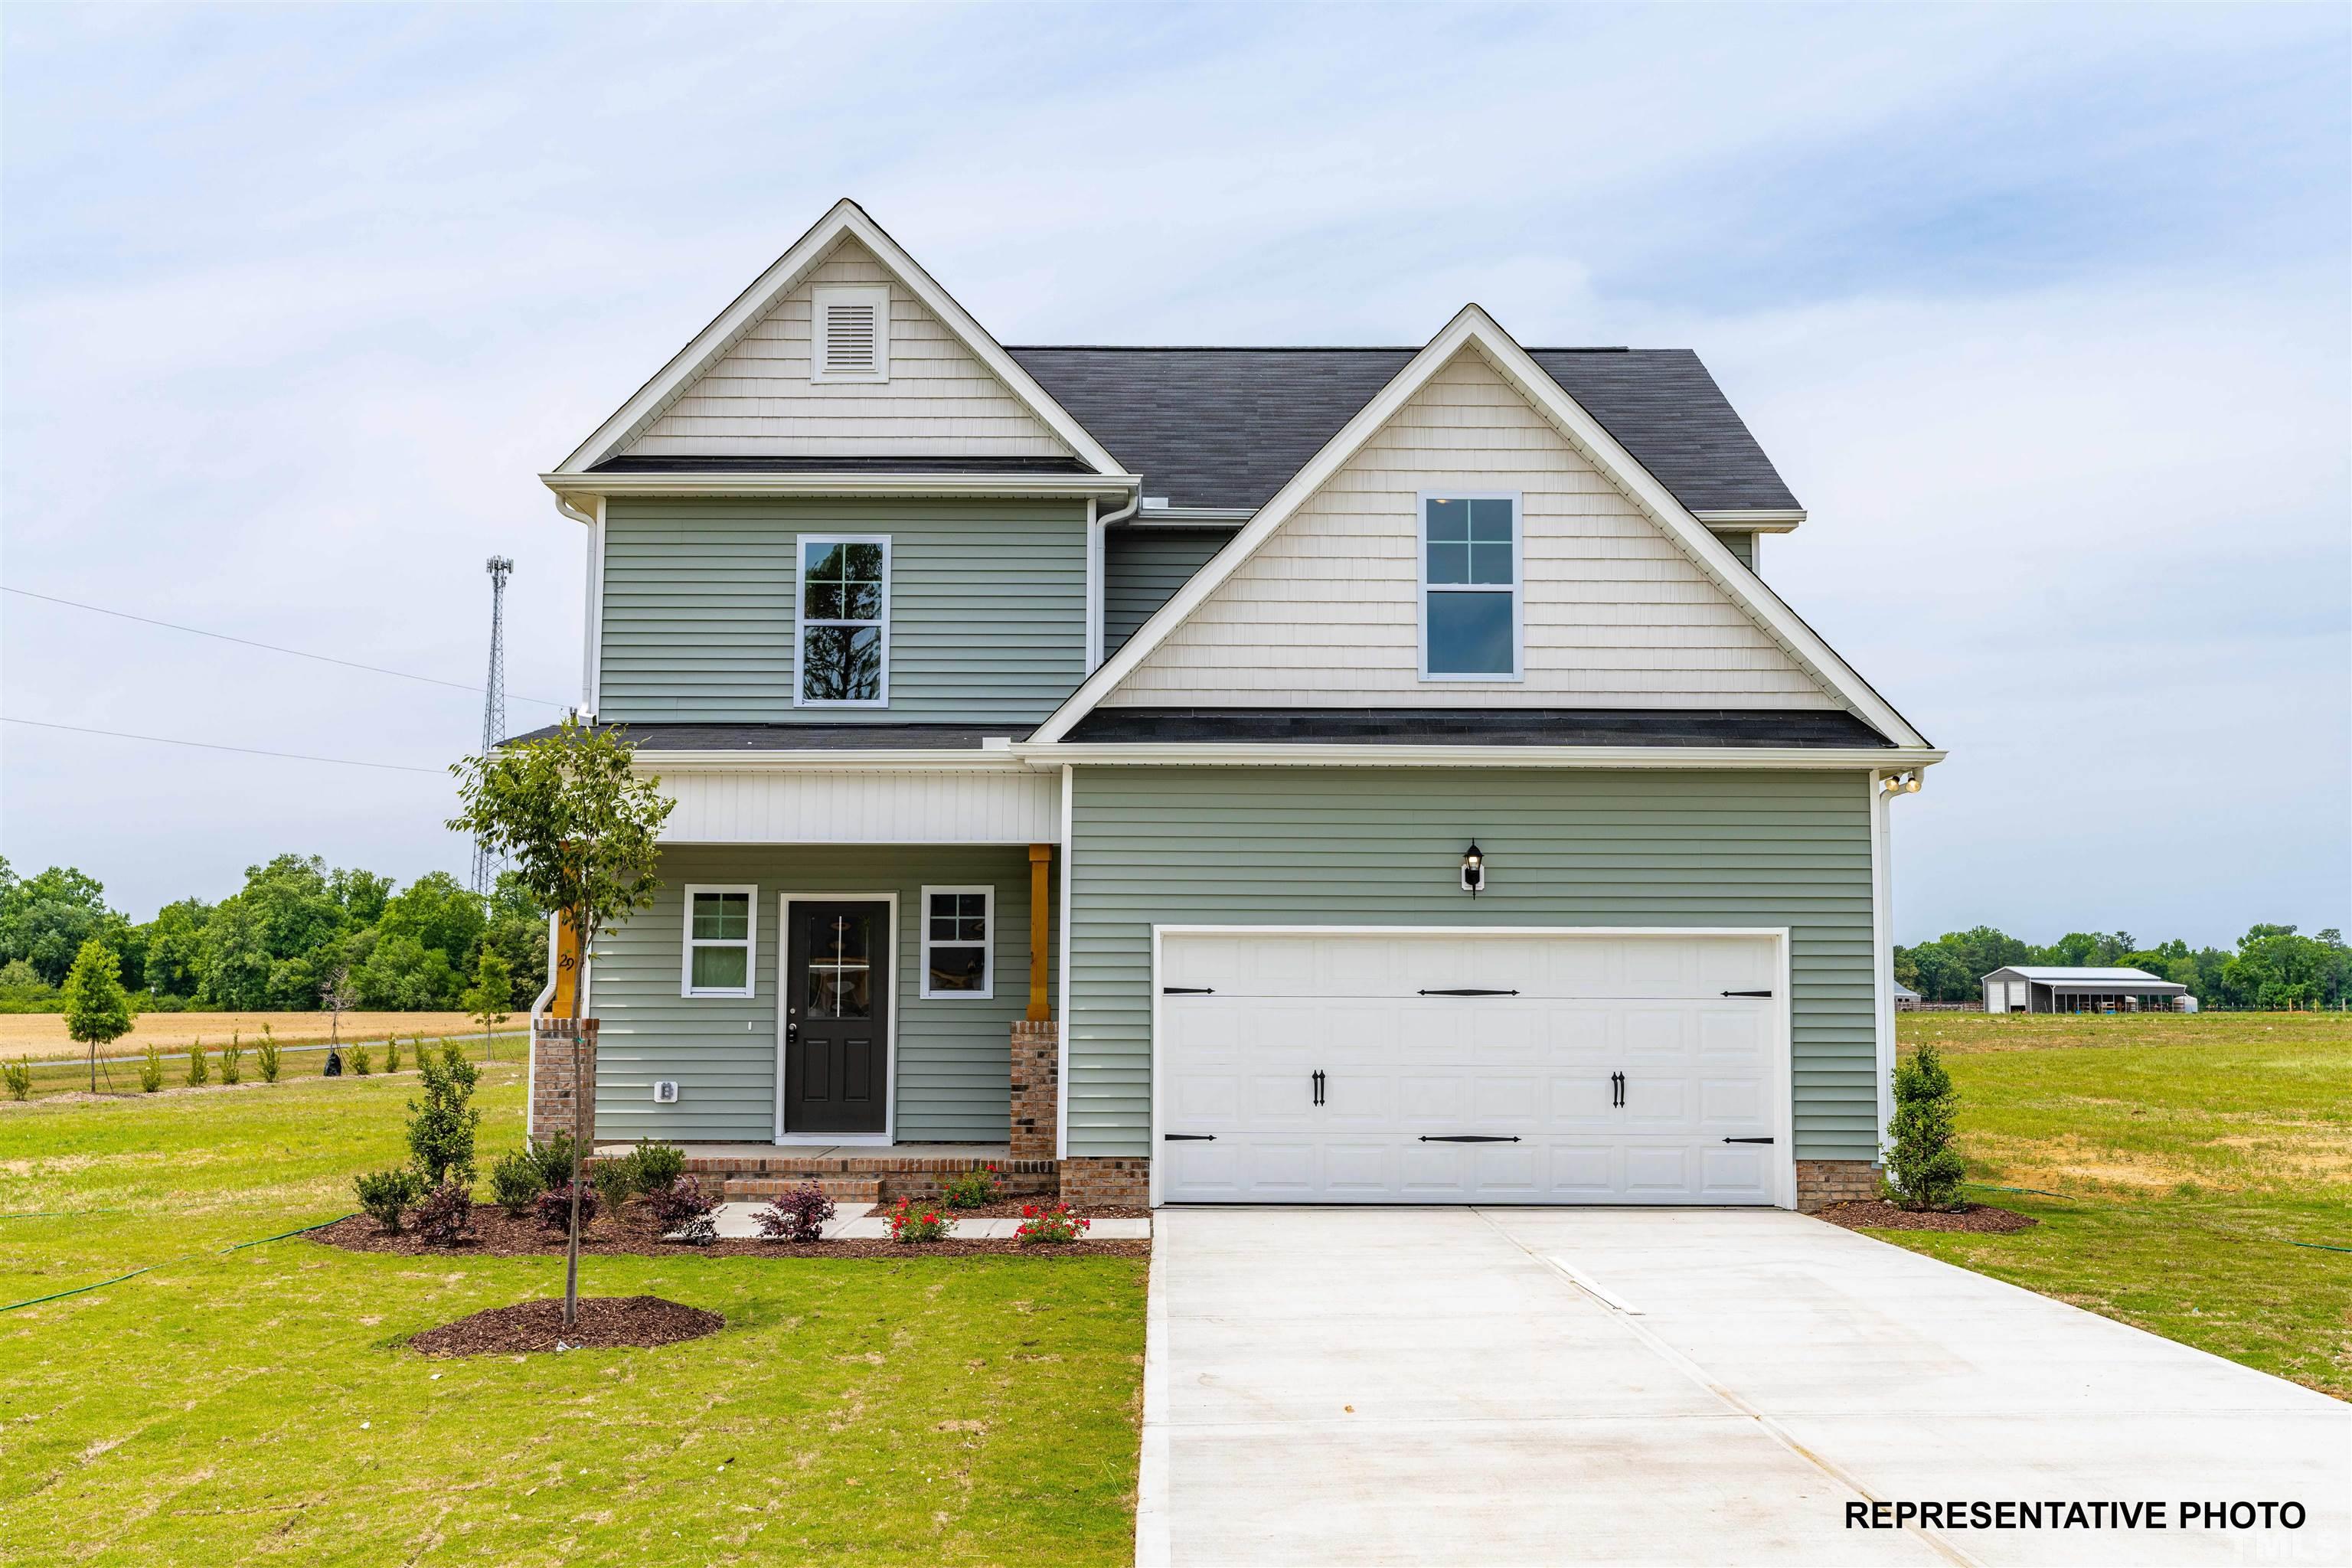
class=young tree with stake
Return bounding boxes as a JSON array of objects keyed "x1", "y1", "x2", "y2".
[
  {"x1": 449, "y1": 717, "x2": 672, "y2": 1328},
  {"x1": 461, "y1": 946, "x2": 513, "y2": 1063},
  {"x1": 62, "y1": 939, "x2": 133, "y2": 1093}
]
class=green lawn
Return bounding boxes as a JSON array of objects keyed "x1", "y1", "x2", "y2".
[
  {"x1": 1878, "y1": 1011, "x2": 2352, "y2": 1399},
  {"x1": 0, "y1": 1067, "x2": 1147, "y2": 1566}
]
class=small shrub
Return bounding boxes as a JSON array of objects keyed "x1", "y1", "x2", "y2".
[
  {"x1": 1014, "y1": 1200, "x2": 1090, "y2": 1246},
  {"x1": 530, "y1": 1131, "x2": 579, "y2": 1191},
  {"x1": 2, "y1": 1058, "x2": 30, "y2": 1100},
  {"x1": 185, "y1": 1043, "x2": 209, "y2": 1087},
  {"x1": 632, "y1": 1142, "x2": 687, "y2": 1192},
  {"x1": 939, "y1": 1163, "x2": 1001, "y2": 1210},
  {"x1": 1883, "y1": 1041, "x2": 1966, "y2": 1211},
  {"x1": 489, "y1": 1148, "x2": 545, "y2": 1217},
  {"x1": 756, "y1": 1183, "x2": 836, "y2": 1243},
  {"x1": 139, "y1": 1047, "x2": 164, "y2": 1093},
  {"x1": 645, "y1": 1175, "x2": 718, "y2": 1246},
  {"x1": 406, "y1": 1042, "x2": 482, "y2": 1184},
  {"x1": 354, "y1": 1168, "x2": 425, "y2": 1233},
  {"x1": 884, "y1": 1197, "x2": 952, "y2": 1245},
  {"x1": 348, "y1": 1045, "x2": 372, "y2": 1076},
  {"x1": 220, "y1": 1035, "x2": 243, "y2": 1086},
  {"x1": 590, "y1": 1155, "x2": 638, "y2": 1215},
  {"x1": 256, "y1": 1026, "x2": 280, "y2": 1083},
  {"x1": 411, "y1": 1181, "x2": 475, "y2": 1246},
  {"x1": 384, "y1": 1037, "x2": 402, "y2": 1074},
  {"x1": 536, "y1": 1181, "x2": 599, "y2": 1233}
]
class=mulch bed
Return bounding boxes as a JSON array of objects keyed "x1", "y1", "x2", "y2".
[
  {"x1": 311, "y1": 1202, "x2": 1150, "y2": 1261},
  {"x1": 409, "y1": 1295, "x2": 724, "y2": 1356},
  {"x1": 1818, "y1": 1198, "x2": 2039, "y2": 1234}
]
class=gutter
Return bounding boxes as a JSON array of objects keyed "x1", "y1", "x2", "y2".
[
  {"x1": 541, "y1": 471, "x2": 1141, "y2": 510},
  {"x1": 1010, "y1": 742, "x2": 1947, "y2": 770}
]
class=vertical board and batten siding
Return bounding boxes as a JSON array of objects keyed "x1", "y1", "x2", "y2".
[
  {"x1": 599, "y1": 496, "x2": 1088, "y2": 724},
  {"x1": 622, "y1": 239, "x2": 1073, "y2": 459},
  {"x1": 1066, "y1": 766, "x2": 1877, "y2": 1163},
  {"x1": 1103, "y1": 527, "x2": 1237, "y2": 658},
  {"x1": 589, "y1": 846, "x2": 1052, "y2": 1144},
  {"x1": 1108, "y1": 350, "x2": 1832, "y2": 709}
]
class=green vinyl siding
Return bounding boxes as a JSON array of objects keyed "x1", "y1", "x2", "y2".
[
  {"x1": 599, "y1": 497, "x2": 1089, "y2": 724},
  {"x1": 1066, "y1": 766, "x2": 1877, "y2": 1162},
  {"x1": 1720, "y1": 531, "x2": 1756, "y2": 570},
  {"x1": 586, "y1": 844, "x2": 1052, "y2": 1143},
  {"x1": 1103, "y1": 527, "x2": 1235, "y2": 658}
]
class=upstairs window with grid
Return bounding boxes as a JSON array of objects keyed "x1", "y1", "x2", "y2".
[
  {"x1": 1419, "y1": 494, "x2": 1521, "y2": 679},
  {"x1": 798, "y1": 537, "x2": 888, "y2": 705}
]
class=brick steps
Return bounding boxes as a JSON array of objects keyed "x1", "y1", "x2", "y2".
[{"x1": 723, "y1": 1175, "x2": 880, "y2": 1203}]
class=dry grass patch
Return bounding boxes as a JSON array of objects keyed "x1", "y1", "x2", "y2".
[{"x1": 0, "y1": 1011, "x2": 489, "y2": 1060}]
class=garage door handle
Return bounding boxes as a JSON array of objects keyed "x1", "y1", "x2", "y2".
[
  {"x1": 1722, "y1": 1136, "x2": 1775, "y2": 1145},
  {"x1": 1721, "y1": 989, "x2": 1773, "y2": 998},
  {"x1": 1419, "y1": 1135, "x2": 1521, "y2": 1143},
  {"x1": 1162, "y1": 1133, "x2": 1215, "y2": 1142},
  {"x1": 1418, "y1": 988, "x2": 1519, "y2": 997},
  {"x1": 1162, "y1": 986, "x2": 1214, "y2": 995}
]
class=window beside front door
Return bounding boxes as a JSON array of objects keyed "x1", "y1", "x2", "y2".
[
  {"x1": 796, "y1": 536, "x2": 889, "y2": 706},
  {"x1": 1419, "y1": 492, "x2": 1522, "y2": 680},
  {"x1": 920, "y1": 885, "x2": 993, "y2": 999},
  {"x1": 681, "y1": 884, "x2": 756, "y2": 997}
]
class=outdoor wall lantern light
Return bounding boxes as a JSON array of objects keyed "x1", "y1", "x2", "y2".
[
  {"x1": 1460, "y1": 841, "x2": 1485, "y2": 896},
  {"x1": 1878, "y1": 772, "x2": 1924, "y2": 797}
]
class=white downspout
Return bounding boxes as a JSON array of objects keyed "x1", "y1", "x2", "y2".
[
  {"x1": 554, "y1": 492, "x2": 603, "y2": 718},
  {"x1": 1088, "y1": 488, "x2": 1138, "y2": 675}
]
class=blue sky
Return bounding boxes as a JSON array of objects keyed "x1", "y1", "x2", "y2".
[{"x1": 4, "y1": 3, "x2": 2346, "y2": 946}]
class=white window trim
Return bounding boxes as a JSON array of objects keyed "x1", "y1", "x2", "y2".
[
  {"x1": 681, "y1": 883, "x2": 759, "y2": 998},
  {"x1": 793, "y1": 534, "x2": 891, "y2": 708},
  {"x1": 919, "y1": 884, "x2": 995, "y2": 1000},
  {"x1": 810, "y1": 283, "x2": 890, "y2": 384},
  {"x1": 1415, "y1": 490, "x2": 1524, "y2": 682}
]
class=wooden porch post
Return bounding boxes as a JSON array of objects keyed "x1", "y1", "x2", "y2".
[{"x1": 1027, "y1": 844, "x2": 1053, "y2": 1021}]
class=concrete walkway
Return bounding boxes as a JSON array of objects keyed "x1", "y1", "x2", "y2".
[{"x1": 1140, "y1": 1207, "x2": 2351, "y2": 1566}]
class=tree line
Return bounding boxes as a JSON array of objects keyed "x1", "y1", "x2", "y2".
[
  {"x1": 0, "y1": 854, "x2": 548, "y2": 1013},
  {"x1": 1895, "y1": 923, "x2": 2350, "y2": 1009}
]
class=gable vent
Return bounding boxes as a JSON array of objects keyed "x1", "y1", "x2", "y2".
[{"x1": 812, "y1": 283, "x2": 889, "y2": 383}]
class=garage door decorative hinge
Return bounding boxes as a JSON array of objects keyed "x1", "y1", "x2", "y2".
[
  {"x1": 1418, "y1": 988, "x2": 1520, "y2": 997},
  {"x1": 1419, "y1": 1135, "x2": 1522, "y2": 1143},
  {"x1": 1721, "y1": 989, "x2": 1773, "y2": 998},
  {"x1": 1161, "y1": 985, "x2": 1214, "y2": 995},
  {"x1": 1722, "y1": 1136, "x2": 1775, "y2": 1144},
  {"x1": 1161, "y1": 1133, "x2": 1215, "y2": 1141}
]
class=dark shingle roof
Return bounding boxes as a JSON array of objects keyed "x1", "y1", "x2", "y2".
[
  {"x1": 1004, "y1": 347, "x2": 1800, "y2": 514},
  {"x1": 1065, "y1": 707, "x2": 1887, "y2": 747}
]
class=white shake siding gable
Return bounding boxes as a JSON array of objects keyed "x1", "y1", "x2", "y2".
[
  {"x1": 1109, "y1": 351, "x2": 1836, "y2": 709},
  {"x1": 623, "y1": 239, "x2": 1074, "y2": 460}
]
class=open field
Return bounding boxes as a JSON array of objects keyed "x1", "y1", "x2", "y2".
[
  {"x1": 1877, "y1": 1011, "x2": 2352, "y2": 1397},
  {"x1": 0, "y1": 1064, "x2": 1148, "y2": 1566},
  {"x1": 0, "y1": 1009, "x2": 491, "y2": 1060}
]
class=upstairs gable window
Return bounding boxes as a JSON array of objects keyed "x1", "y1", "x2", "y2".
[
  {"x1": 797, "y1": 537, "x2": 889, "y2": 706},
  {"x1": 1419, "y1": 492, "x2": 1522, "y2": 680}
]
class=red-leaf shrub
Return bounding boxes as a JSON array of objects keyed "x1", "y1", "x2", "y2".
[
  {"x1": 754, "y1": 1183, "x2": 835, "y2": 1243},
  {"x1": 646, "y1": 1175, "x2": 718, "y2": 1246},
  {"x1": 1014, "y1": 1201, "x2": 1089, "y2": 1246},
  {"x1": 537, "y1": 1181, "x2": 599, "y2": 1233},
  {"x1": 411, "y1": 1181, "x2": 475, "y2": 1246}
]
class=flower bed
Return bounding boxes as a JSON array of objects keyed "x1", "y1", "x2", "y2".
[{"x1": 310, "y1": 1202, "x2": 1148, "y2": 1259}]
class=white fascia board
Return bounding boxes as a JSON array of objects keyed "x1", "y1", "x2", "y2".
[
  {"x1": 552, "y1": 198, "x2": 1129, "y2": 478},
  {"x1": 626, "y1": 750, "x2": 1037, "y2": 772},
  {"x1": 1011, "y1": 742, "x2": 1945, "y2": 770},
  {"x1": 1029, "y1": 304, "x2": 1930, "y2": 750},
  {"x1": 1694, "y1": 508, "x2": 1806, "y2": 532},
  {"x1": 1125, "y1": 507, "x2": 1256, "y2": 526},
  {"x1": 542, "y1": 472, "x2": 1139, "y2": 505}
]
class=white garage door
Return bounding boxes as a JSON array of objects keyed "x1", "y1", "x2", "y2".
[{"x1": 1155, "y1": 929, "x2": 1790, "y2": 1206}]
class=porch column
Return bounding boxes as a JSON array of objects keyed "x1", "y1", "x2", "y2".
[{"x1": 1011, "y1": 844, "x2": 1058, "y2": 1160}]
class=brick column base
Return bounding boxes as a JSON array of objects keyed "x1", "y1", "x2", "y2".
[
  {"x1": 1009, "y1": 1020, "x2": 1057, "y2": 1161},
  {"x1": 1060, "y1": 1156, "x2": 1149, "y2": 1207},
  {"x1": 531, "y1": 1017, "x2": 599, "y2": 1150},
  {"x1": 1795, "y1": 1158, "x2": 1878, "y2": 1212}
]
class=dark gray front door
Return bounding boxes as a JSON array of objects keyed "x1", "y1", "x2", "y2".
[{"x1": 785, "y1": 900, "x2": 890, "y2": 1135}]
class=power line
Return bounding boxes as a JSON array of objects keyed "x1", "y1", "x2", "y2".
[
  {"x1": 2, "y1": 716, "x2": 446, "y2": 775},
  {"x1": 2, "y1": 586, "x2": 570, "y2": 707}
]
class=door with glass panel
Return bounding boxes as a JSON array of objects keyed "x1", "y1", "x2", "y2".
[{"x1": 784, "y1": 901, "x2": 891, "y2": 1135}]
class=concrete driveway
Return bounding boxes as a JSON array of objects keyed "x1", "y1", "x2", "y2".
[{"x1": 1138, "y1": 1207, "x2": 2351, "y2": 1566}]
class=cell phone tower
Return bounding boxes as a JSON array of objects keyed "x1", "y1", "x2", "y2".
[{"x1": 472, "y1": 555, "x2": 514, "y2": 895}]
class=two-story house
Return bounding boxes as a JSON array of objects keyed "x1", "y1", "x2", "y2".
[{"x1": 522, "y1": 199, "x2": 1941, "y2": 1212}]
